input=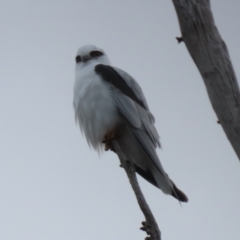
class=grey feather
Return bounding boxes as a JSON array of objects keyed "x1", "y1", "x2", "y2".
[{"x1": 106, "y1": 68, "x2": 173, "y2": 192}]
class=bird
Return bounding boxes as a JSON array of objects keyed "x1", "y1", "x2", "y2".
[{"x1": 73, "y1": 44, "x2": 188, "y2": 202}]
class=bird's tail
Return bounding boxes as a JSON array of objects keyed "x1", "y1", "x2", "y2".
[
  {"x1": 115, "y1": 125, "x2": 188, "y2": 202},
  {"x1": 170, "y1": 179, "x2": 188, "y2": 202}
]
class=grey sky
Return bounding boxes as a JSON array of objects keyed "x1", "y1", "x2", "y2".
[{"x1": 0, "y1": 1, "x2": 240, "y2": 239}]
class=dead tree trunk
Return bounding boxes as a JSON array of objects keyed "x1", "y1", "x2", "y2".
[{"x1": 172, "y1": 0, "x2": 240, "y2": 160}]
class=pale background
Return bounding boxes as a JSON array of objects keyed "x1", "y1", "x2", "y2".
[{"x1": 0, "y1": 1, "x2": 240, "y2": 239}]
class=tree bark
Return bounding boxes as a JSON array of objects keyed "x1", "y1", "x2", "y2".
[
  {"x1": 172, "y1": 0, "x2": 240, "y2": 160},
  {"x1": 112, "y1": 140, "x2": 161, "y2": 240}
]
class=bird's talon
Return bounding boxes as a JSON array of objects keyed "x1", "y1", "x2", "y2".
[{"x1": 103, "y1": 131, "x2": 116, "y2": 152}]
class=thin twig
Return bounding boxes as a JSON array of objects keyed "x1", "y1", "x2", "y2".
[{"x1": 112, "y1": 140, "x2": 161, "y2": 240}]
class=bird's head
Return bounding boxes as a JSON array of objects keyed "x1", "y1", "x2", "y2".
[{"x1": 75, "y1": 45, "x2": 110, "y2": 69}]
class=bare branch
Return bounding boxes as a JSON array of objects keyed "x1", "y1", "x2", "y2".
[
  {"x1": 112, "y1": 140, "x2": 161, "y2": 240},
  {"x1": 172, "y1": 0, "x2": 240, "y2": 160}
]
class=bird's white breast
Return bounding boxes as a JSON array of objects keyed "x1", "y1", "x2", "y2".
[{"x1": 74, "y1": 63, "x2": 120, "y2": 151}]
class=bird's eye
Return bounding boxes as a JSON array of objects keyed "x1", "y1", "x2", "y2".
[
  {"x1": 90, "y1": 51, "x2": 103, "y2": 58},
  {"x1": 75, "y1": 55, "x2": 82, "y2": 63}
]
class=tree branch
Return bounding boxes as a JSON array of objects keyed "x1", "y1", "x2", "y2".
[
  {"x1": 112, "y1": 140, "x2": 161, "y2": 240},
  {"x1": 172, "y1": 0, "x2": 240, "y2": 160}
]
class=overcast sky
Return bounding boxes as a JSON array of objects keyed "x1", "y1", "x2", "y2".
[{"x1": 0, "y1": 1, "x2": 240, "y2": 240}]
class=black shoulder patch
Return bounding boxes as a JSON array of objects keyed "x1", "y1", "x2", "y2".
[{"x1": 95, "y1": 64, "x2": 146, "y2": 109}]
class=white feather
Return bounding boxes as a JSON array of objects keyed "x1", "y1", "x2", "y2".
[{"x1": 73, "y1": 45, "x2": 120, "y2": 151}]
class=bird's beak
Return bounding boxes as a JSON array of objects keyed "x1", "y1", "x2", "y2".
[{"x1": 83, "y1": 55, "x2": 91, "y2": 63}]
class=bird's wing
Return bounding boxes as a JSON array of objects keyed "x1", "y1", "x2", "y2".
[
  {"x1": 94, "y1": 64, "x2": 170, "y2": 186},
  {"x1": 95, "y1": 64, "x2": 188, "y2": 202},
  {"x1": 95, "y1": 64, "x2": 160, "y2": 148}
]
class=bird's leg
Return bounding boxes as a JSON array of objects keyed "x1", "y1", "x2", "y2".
[{"x1": 102, "y1": 130, "x2": 116, "y2": 152}]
